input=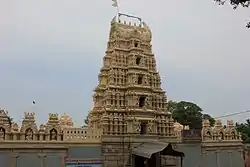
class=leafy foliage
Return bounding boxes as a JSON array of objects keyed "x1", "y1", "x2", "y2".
[
  {"x1": 235, "y1": 119, "x2": 250, "y2": 143},
  {"x1": 84, "y1": 115, "x2": 89, "y2": 125},
  {"x1": 215, "y1": 0, "x2": 250, "y2": 9},
  {"x1": 7, "y1": 116, "x2": 13, "y2": 126},
  {"x1": 202, "y1": 114, "x2": 216, "y2": 127},
  {"x1": 214, "y1": 0, "x2": 250, "y2": 28},
  {"x1": 168, "y1": 100, "x2": 215, "y2": 129}
]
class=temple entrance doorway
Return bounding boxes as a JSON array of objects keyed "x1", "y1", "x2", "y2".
[{"x1": 131, "y1": 142, "x2": 184, "y2": 167}]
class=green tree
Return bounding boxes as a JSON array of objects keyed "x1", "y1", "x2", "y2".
[
  {"x1": 214, "y1": 0, "x2": 250, "y2": 28},
  {"x1": 168, "y1": 100, "x2": 215, "y2": 129},
  {"x1": 202, "y1": 114, "x2": 216, "y2": 127},
  {"x1": 7, "y1": 116, "x2": 13, "y2": 126},
  {"x1": 235, "y1": 119, "x2": 250, "y2": 143},
  {"x1": 84, "y1": 115, "x2": 89, "y2": 125}
]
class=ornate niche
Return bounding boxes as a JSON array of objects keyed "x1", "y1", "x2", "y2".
[
  {"x1": 25, "y1": 128, "x2": 33, "y2": 140},
  {"x1": 206, "y1": 131, "x2": 212, "y2": 140},
  {"x1": 0, "y1": 109, "x2": 12, "y2": 140},
  {"x1": 213, "y1": 120, "x2": 224, "y2": 141},
  {"x1": 224, "y1": 120, "x2": 239, "y2": 140},
  {"x1": 231, "y1": 131, "x2": 237, "y2": 140},
  {"x1": 38, "y1": 124, "x2": 46, "y2": 141},
  {"x1": 131, "y1": 118, "x2": 152, "y2": 135},
  {"x1": 218, "y1": 131, "x2": 224, "y2": 140},
  {"x1": 201, "y1": 119, "x2": 212, "y2": 141},
  {"x1": 132, "y1": 119, "x2": 141, "y2": 134},
  {"x1": 49, "y1": 128, "x2": 58, "y2": 141},
  {"x1": 147, "y1": 119, "x2": 156, "y2": 134},
  {"x1": 46, "y1": 113, "x2": 62, "y2": 141},
  {"x1": 20, "y1": 112, "x2": 38, "y2": 140},
  {"x1": 0, "y1": 127, "x2": 5, "y2": 140}
]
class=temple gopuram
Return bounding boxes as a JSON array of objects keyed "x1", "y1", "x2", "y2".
[{"x1": 0, "y1": 14, "x2": 245, "y2": 167}]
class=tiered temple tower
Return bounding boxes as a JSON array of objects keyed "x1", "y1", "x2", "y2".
[
  {"x1": 88, "y1": 14, "x2": 176, "y2": 138},
  {"x1": 87, "y1": 14, "x2": 179, "y2": 167}
]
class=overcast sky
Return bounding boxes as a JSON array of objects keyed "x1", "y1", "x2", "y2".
[{"x1": 1, "y1": 0, "x2": 250, "y2": 126}]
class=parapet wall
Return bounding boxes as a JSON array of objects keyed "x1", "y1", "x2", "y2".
[
  {"x1": 173, "y1": 119, "x2": 242, "y2": 143},
  {"x1": 0, "y1": 109, "x2": 102, "y2": 143},
  {"x1": 0, "y1": 107, "x2": 243, "y2": 145},
  {"x1": 201, "y1": 119, "x2": 242, "y2": 142}
]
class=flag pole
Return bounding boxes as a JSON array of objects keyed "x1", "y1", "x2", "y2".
[
  {"x1": 112, "y1": 0, "x2": 120, "y2": 22},
  {"x1": 117, "y1": 0, "x2": 120, "y2": 16},
  {"x1": 115, "y1": 0, "x2": 120, "y2": 22}
]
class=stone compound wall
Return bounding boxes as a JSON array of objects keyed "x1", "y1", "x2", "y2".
[
  {"x1": 201, "y1": 145, "x2": 244, "y2": 167},
  {"x1": 0, "y1": 149, "x2": 66, "y2": 167},
  {"x1": 0, "y1": 141, "x2": 245, "y2": 167},
  {"x1": 0, "y1": 143, "x2": 102, "y2": 167},
  {"x1": 177, "y1": 143, "x2": 244, "y2": 167}
]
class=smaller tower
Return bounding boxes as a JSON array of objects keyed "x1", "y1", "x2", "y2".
[
  {"x1": 59, "y1": 113, "x2": 73, "y2": 128},
  {"x1": 20, "y1": 112, "x2": 38, "y2": 140}
]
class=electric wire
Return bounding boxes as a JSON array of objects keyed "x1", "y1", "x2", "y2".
[{"x1": 214, "y1": 110, "x2": 250, "y2": 119}]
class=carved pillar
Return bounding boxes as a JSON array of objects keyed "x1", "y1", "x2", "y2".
[
  {"x1": 39, "y1": 134, "x2": 44, "y2": 141},
  {"x1": 13, "y1": 133, "x2": 17, "y2": 140},
  {"x1": 110, "y1": 114, "x2": 114, "y2": 134},
  {"x1": 215, "y1": 150, "x2": 220, "y2": 167},
  {"x1": 114, "y1": 117, "x2": 118, "y2": 135},
  {"x1": 45, "y1": 134, "x2": 50, "y2": 141},
  {"x1": 228, "y1": 151, "x2": 233, "y2": 167},
  {"x1": 118, "y1": 117, "x2": 123, "y2": 134},
  {"x1": 38, "y1": 153, "x2": 46, "y2": 167},
  {"x1": 20, "y1": 134, "x2": 25, "y2": 140},
  {"x1": 10, "y1": 153, "x2": 19, "y2": 167},
  {"x1": 163, "y1": 122, "x2": 166, "y2": 136},
  {"x1": 126, "y1": 120, "x2": 133, "y2": 134},
  {"x1": 200, "y1": 151, "x2": 207, "y2": 167},
  {"x1": 239, "y1": 149, "x2": 244, "y2": 160},
  {"x1": 61, "y1": 153, "x2": 67, "y2": 167}
]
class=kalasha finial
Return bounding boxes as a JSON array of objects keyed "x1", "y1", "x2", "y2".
[{"x1": 49, "y1": 113, "x2": 59, "y2": 120}]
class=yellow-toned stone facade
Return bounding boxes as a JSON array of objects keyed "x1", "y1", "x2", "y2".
[
  {"x1": 0, "y1": 109, "x2": 101, "y2": 143},
  {"x1": 202, "y1": 119, "x2": 242, "y2": 142},
  {"x1": 85, "y1": 14, "x2": 181, "y2": 167},
  {"x1": 87, "y1": 14, "x2": 175, "y2": 138}
]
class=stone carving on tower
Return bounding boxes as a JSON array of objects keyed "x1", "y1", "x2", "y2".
[
  {"x1": 0, "y1": 109, "x2": 12, "y2": 140},
  {"x1": 20, "y1": 112, "x2": 38, "y2": 140},
  {"x1": 46, "y1": 113, "x2": 62, "y2": 141},
  {"x1": 59, "y1": 113, "x2": 73, "y2": 128},
  {"x1": 87, "y1": 14, "x2": 175, "y2": 138}
]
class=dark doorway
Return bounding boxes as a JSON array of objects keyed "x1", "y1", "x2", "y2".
[
  {"x1": 148, "y1": 154, "x2": 157, "y2": 167},
  {"x1": 138, "y1": 75, "x2": 143, "y2": 84},
  {"x1": 134, "y1": 42, "x2": 139, "y2": 47},
  {"x1": 136, "y1": 57, "x2": 141, "y2": 65},
  {"x1": 140, "y1": 121, "x2": 147, "y2": 135},
  {"x1": 132, "y1": 142, "x2": 185, "y2": 167},
  {"x1": 139, "y1": 96, "x2": 146, "y2": 108},
  {"x1": 134, "y1": 155, "x2": 146, "y2": 167}
]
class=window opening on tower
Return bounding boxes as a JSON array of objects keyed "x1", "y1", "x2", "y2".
[
  {"x1": 139, "y1": 96, "x2": 146, "y2": 108},
  {"x1": 136, "y1": 57, "x2": 141, "y2": 65},
  {"x1": 140, "y1": 121, "x2": 147, "y2": 135},
  {"x1": 138, "y1": 75, "x2": 143, "y2": 85},
  {"x1": 134, "y1": 41, "x2": 139, "y2": 47}
]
